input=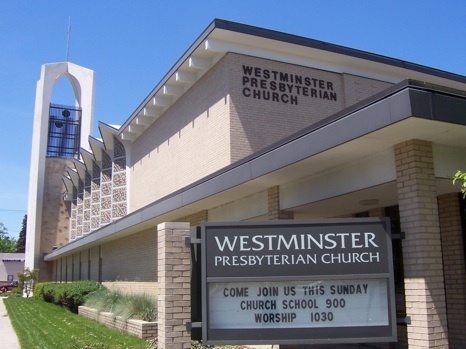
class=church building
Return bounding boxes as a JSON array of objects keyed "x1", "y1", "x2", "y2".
[{"x1": 25, "y1": 19, "x2": 466, "y2": 348}]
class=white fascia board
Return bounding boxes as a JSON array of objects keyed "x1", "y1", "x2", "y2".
[
  {"x1": 89, "y1": 136, "x2": 104, "y2": 162},
  {"x1": 176, "y1": 71, "x2": 197, "y2": 83},
  {"x1": 121, "y1": 131, "x2": 138, "y2": 142},
  {"x1": 72, "y1": 159, "x2": 86, "y2": 181},
  {"x1": 62, "y1": 176, "x2": 74, "y2": 201},
  {"x1": 98, "y1": 122, "x2": 119, "y2": 150},
  {"x1": 152, "y1": 95, "x2": 172, "y2": 107},
  {"x1": 135, "y1": 115, "x2": 154, "y2": 126},
  {"x1": 163, "y1": 84, "x2": 184, "y2": 96},
  {"x1": 67, "y1": 168, "x2": 80, "y2": 187},
  {"x1": 188, "y1": 56, "x2": 211, "y2": 70},
  {"x1": 80, "y1": 148, "x2": 95, "y2": 171},
  {"x1": 128, "y1": 123, "x2": 145, "y2": 134}
]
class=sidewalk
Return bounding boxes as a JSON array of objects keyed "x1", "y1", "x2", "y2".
[{"x1": 0, "y1": 297, "x2": 21, "y2": 349}]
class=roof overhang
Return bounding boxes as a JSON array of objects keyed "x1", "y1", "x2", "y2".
[
  {"x1": 45, "y1": 80, "x2": 466, "y2": 261},
  {"x1": 118, "y1": 19, "x2": 466, "y2": 142}
]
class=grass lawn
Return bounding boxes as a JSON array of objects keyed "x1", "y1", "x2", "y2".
[{"x1": 3, "y1": 297, "x2": 151, "y2": 349}]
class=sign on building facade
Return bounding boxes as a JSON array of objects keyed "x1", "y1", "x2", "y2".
[{"x1": 200, "y1": 219, "x2": 397, "y2": 345}]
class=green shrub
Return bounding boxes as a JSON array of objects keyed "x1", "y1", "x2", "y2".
[
  {"x1": 34, "y1": 281, "x2": 105, "y2": 312},
  {"x1": 34, "y1": 282, "x2": 54, "y2": 302}
]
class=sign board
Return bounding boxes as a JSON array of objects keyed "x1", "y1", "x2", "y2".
[{"x1": 200, "y1": 218, "x2": 397, "y2": 345}]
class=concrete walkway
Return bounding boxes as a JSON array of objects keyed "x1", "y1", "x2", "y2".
[{"x1": 0, "y1": 297, "x2": 21, "y2": 349}]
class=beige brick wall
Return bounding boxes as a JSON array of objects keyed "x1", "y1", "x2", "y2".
[
  {"x1": 342, "y1": 73, "x2": 392, "y2": 106},
  {"x1": 39, "y1": 158, "x2": 72, "y2": 281},
  {"x1": 228, "y1": 54, "x2": 392, "y2": 161},
  {"x1": 267, "y1": 186, "x2": 293, "y2": 220},
  {"x1": 102, "y1": 281, "x2": 158, "y2": 297},
  {"x1": 79, "y1": 306, "x2": 158, "y2": 339},
  {"x1": 101, "y1": 228, "x2": 157, "y2": 282},
  {"x1": 129, "y1": 53, "x2": 393, "y2": 212},
  {"x1": 229, "y1": 53, "x2": 344, "y2": 159},
  {"x1": 438, "y1": 193, "x2": 466, "y2": 348},
  {"x1": 130, "y1": 57, "x2": 231, "y2": 211}
]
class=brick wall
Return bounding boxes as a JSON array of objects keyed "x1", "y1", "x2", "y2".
[
  {"x1": 39, "y1": 158, "x2": 72, "y2": 280},
  {"x1": 101, "y1": 228, "x2": 157, "y2": 282},
  {"x1": 130, "y1": 57, "x2": 231, "y2": 211},
  {"x1": 342, "y1": 73, "x2": 392, "y2": 106},
  {"x1": 79, "y1": 306, "x2": 158, "y2": 339},
  {"x1": 129, "y1": 53, "x2": 393, "y2": 212},
  {"x1": 102, "y1": 281, "x2": 158, "y2": 297},
  {"x1": 267, "y1": 186, "x2": 294, "y2": 220},
  {"x1": 229, "y1": 53, "x2": 345, "y2": 159}
]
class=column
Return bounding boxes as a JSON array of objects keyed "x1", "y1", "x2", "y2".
[
  {"x1": 157, "y1": 222, "x2": 191, "y2": 349},
  {"x1": 395, "y1": 140, "x2": 448, "y2": 348},
  {"x1": 268, "y1": 186, "x2": 294, "y2": 220}
]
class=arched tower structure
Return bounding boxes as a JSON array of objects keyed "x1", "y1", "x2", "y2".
[{"x1": 25, "y1": 62, "x2": 95, "y2": 281}]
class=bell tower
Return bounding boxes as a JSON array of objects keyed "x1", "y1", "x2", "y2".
[{"x1": 25, "y1": 62, "x2": 95, "y2": 281}]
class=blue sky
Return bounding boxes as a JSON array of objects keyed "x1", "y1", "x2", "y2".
[{"x1": 1, "y1": 0, "x2": 465, "y2": 239}]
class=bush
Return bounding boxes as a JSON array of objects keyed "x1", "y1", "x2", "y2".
[
  {"x1": 34, "y1": 282, "x2": 55, "y2": 302},
  {"x1": 34, "y1": 281, "x2": 105, "y2": 313}
]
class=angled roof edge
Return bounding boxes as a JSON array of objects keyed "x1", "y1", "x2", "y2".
[{"x1": 119, "y1": 19, "x2": 218, "y2": 132}]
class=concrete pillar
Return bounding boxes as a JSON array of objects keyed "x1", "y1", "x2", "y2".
[
  {"x1": 438, "y1": 193, "x2": 466, "y2": 348},
  {"x1": 394, "y1": 140, "x2": 449, "y2": 348},
  {"x1": 157, "y1": 222, "x2": 191, "y2": 349},
  {"x1": 268, "y1": 186, "x2": 294, "y2": 220}
]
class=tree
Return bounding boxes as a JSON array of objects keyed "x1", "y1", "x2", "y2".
[
  {"x1": 453, "y1": 170, "x2": 466, "y2": 198},
  {"x1": 17, "y1": 267, "x2": 39, "y2": 297},
  {"x1": 15, "y1": 214, "x2": 27, "y2": 253},
  {"x1": 0, "y1": 222, "x2": 16, "y2": 252}
]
